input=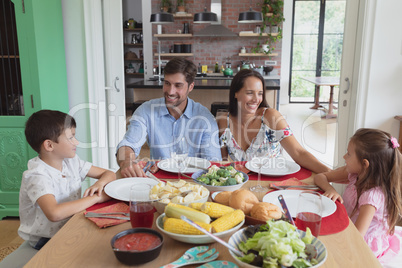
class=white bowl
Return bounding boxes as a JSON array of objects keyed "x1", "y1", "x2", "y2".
[
  {"x1": 191, "y1": 170, "x2": 249, "y2": 192},
  {"x1": 156, "y1": 214, "x2": 245, "y2": 244},
  {"x1": 153, "y1": 193, "x2": 209, "y2": 214},
  {"x1": 228, "y1": 228, "x2": 327, "y2": 268}
]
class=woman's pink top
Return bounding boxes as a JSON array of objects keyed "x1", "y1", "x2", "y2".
[{"x1": 343, "y1": 173, "x2": 401, "y2": 264}]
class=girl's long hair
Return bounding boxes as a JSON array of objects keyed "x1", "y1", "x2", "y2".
[{"x1": 350, "y1": 128, "x2": 402, "y2": 234}]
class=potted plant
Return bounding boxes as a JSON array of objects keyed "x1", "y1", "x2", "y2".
[
  {"x1": 160, "y1": 0, "x2": 173, "y2": 13},
  {"x1": 176, "y1": 0, "x2": 186, "y2": 13},
  {"x1": 252, "y1": 0, "x2": 284, "y2": 55}
]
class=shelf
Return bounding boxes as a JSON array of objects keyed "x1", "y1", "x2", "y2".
[
  {"x1": 0, "y1": 55, "x2": 19, "y2": 58},
  {"x1": 154, "y1": 53, "x2": 193, "y2": 57},
  {"x1": 124, "y1": 58, "x2": 144, "y2": 61},
  {"x1": 238, "y1": 32, "x2": 279, "y2": 37},
  {"x1": 173, "y1": 13, "x2": 193, "y2": 18},
  {"x1": 238, "y1": 53, "x2": 279, "y2": 57},
  {"x1": 125, "y1": 73, "x2": 144, "y2": 77},
  {"x1": 124, "y1": 43, "x2": 143, "y2": 47},
  {"x1": 124, "y1": 28, "x2": 142, "y2": 32},
  {"x1": 154, "y1": 34, "x2": 192, "y2": 38}
]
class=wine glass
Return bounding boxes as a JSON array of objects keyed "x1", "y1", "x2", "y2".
[
  {"x1": 171, "y1": 137, "x2": 188, "y2": 179},
  {"x1": 248, "y1": 139, "x2": 270, "y2": 193}
]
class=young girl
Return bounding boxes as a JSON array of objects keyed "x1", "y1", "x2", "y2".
[{"x1": 314, "y1": 128, "x2": 402, "y2": 267}]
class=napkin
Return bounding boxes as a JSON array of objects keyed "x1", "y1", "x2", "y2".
[
  {"x1": 84, "y1": 201, "x2": 129, "y2": 228},
  {"x1": 269, "y1": 177, "x2": 309, "y2": 190}
]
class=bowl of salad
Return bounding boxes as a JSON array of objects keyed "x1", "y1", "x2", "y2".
[
  {"x1": 191, "y1": 165, "x2": 249, "y2": 192},
  {"x1": 228, "y1": 220, "x2": 327, "y2": 268}
]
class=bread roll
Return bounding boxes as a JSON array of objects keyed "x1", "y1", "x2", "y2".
[
  {"x1": 250, "y1": 202, "x2": 282, "y2": 221},
  {"x1": 214, "y1": 191, "x2": 232, "y2": 206},
  {"x1": 228, "y1": 189, "x2": 259, "y2": 215}
]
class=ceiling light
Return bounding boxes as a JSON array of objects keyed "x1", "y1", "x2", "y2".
[
  {"x1": 150, "y1": 10, "x2": 174, "y2": 24},
  {"x1": 194, "y1": 7, "x2": 218, "y2": 24},
  {"x1": 238, "y1": 0, "x2": 263, "y2": 24}
]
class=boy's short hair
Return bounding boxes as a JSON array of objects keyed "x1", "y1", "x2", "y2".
[{"x1": 25, "y1": 110, "x2": 76, "y2": 153}]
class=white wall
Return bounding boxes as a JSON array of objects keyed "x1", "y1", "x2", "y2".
[{"x1": 362, "y1": 0, "x2": 402, "y2": 136}]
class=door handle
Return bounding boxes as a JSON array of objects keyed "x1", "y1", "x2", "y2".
[
  {"x1": 343, "y1": 77, "x2": 350, "y2": 94},
  {"x1": 105, "y1": 76, "x2": 120, "y2": 92}
]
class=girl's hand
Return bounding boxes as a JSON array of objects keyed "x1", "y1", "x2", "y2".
[{"x1": 323, "y1": 188, "x2": 343, "y2": 203}]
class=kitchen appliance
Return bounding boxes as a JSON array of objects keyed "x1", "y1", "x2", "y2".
[{"x1": 241, "y1": 61, "x2": 250, "y2": 69}]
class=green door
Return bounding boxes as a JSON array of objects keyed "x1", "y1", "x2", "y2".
[{"x1": 0, "y1": 0, "x2": 69, "y2": 219}]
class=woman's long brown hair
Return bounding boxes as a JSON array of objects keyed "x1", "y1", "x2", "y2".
[{"x1": 350, "y1": 128, "x2": 402, "y2": 234}]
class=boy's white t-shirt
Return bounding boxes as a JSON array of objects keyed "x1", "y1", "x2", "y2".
[{"x1": 18, "y1": 155, "x2": 92, "y2": 247}]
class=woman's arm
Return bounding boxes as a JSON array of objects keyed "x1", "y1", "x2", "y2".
[
  {"x1": 264, "y1": 108, "x2": 331, "y2": 174},
  {"x1": 314, "y1": 166, "x2": 349, "y2": 203},
  {"x1": 83, "y1": 166, "x2": 116, "y2": 197},
  {"x1": 354, "y1": 204, "x2": 376, "y2": 237}
]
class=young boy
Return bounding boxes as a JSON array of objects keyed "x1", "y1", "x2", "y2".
[{"x1": 18, "y1": 110, "x2": 116, "y2": 249}]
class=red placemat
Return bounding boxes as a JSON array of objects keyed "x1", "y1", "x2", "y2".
[
  {"x1": 320, "y1": 201, "x2": 349, "y2": 235},
  {"x1": 84, "y1": 201, "x2": 129, "y2": 228}
]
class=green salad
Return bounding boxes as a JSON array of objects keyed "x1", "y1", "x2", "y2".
[
  {"x1": 237, "y1": 220, "x2": 318, "y2": 268},
  {"x1": 195, "y1": 165, "x2": 245, "y2": 186}
]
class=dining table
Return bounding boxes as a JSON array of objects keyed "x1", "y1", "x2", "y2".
[
  {"x1": 24, "y1": 164, "x2": 381, "y2": 268},
  {"x1": 302, "y1": 76, "x2": 339, "y2": 119}
]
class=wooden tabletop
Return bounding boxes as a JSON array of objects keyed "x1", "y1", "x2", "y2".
[
  {"x1": 302, "y1": 77, "x2": 340, "y2": 86},
  {"x1": 25, "y1": 176, "x2": 381, "y2": 267}
]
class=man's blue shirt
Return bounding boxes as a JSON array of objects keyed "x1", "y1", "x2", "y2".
[{"x1": 117, "y1": 97, "x2": 222, "y2": 161}]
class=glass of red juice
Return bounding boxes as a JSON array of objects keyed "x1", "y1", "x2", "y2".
[
  {"x1": 129, "y1": 184, "x2": 156, "y2": 228},
  {"x1": 295, "y1": 191, "x2": 322, "y2": 237}
]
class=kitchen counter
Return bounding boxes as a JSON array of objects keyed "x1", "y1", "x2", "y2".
[
  {"x1": 126, "y1": 78, "x2": 280, "y2": 90},
  {"x1": 128, "y1": 78, "x2": 280, "y2": 110}
]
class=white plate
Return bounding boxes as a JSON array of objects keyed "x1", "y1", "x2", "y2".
[
  {"x1": 262, "y1": 190, "x2": 336, "y2": 218},
  {"x1": 245, "y1": 157, "x2": 301, "y2": 176},
  {"x1": 104, "y1": 177, "x2": 159, "y2": 202},
  {"x1": 157, "y1": 157, "x2": 211, "y2": 173}
]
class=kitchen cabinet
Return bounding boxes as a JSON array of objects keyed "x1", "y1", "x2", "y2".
[{"x1": 123, "y1": 28, "x2": 144, "y2": 79}]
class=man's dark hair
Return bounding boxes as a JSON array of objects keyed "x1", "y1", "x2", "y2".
[
  {"x1": 25, "y1": 110, "x2": 76, "y2": 153},
  {"x1": 164, "y1": 57, "x2": 197, "y2": 85}
]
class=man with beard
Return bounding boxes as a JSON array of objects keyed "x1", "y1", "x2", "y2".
[{"x1": 116, "y1": 57, "x2": 222, "y2": 177}]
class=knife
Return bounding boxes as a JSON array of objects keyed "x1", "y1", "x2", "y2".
[
  {"x1": 270, "y1": 185, "x2": 319, "y2": 190},
  {"x1": 85, "y1": 214, "x2": 130, "y2": 220}
]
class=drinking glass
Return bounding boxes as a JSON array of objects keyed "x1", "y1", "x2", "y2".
[
  {"x1": 171, "y1": 137, "x2": 188, "y2": 179},
  {"x1": 295, "y1": 191, "x2": 322, "y2": 237},
  {"x1": 248, "y1": 139, "x2": 270, "y2": 193},
  {"x1": 129, "y1": 184, "x2": 156, "y2": 228}
]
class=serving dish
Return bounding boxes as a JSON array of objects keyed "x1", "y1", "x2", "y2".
[
  {"x1": 228, "y1": 227, "x2": 327, "y2": 268},
  {"x1": 192, "y1": 170, "x2": 249, "y2": 192},
  {"x1": 156, "y1": 214, "x2": 245, "y2": 244},
  {"x1": 111, "y1": 228, "x2": 163, "y2": 265}
]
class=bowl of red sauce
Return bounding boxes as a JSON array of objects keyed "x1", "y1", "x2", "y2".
[{"x1": 111, "y1": 228, "x2": 163, "y2": 265}]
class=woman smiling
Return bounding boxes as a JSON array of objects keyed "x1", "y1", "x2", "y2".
[{"x1": 218, "y1": 69, "x2": 330, "y2": 174}]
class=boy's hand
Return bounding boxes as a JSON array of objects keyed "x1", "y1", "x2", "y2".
[
  {"x1": 83, "y1": 181, "x2": 105, "y2": 197},
  {"x1": 323, "y1": 188, "x2": 344, "y2": 203},
  {"x1": 96, "y1": 190, "x2": 111, "y2": 203}
]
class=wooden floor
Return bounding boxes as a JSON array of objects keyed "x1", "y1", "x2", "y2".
[{"x1": 0, "y1": 217, "x2": 24, "y2": 249}]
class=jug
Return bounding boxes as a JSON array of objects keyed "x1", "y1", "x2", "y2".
[{"x1": 241, "y1": 61, "x2": 250, "y2": 69}]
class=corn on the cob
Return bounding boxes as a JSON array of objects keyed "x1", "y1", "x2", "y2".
[
  {"x1": 165, "y1": 204, "x2": 211, "y2": 224},
  {"x1": 211, "y1": 209, "x2": 245, "y2": 233},
  {"x1": 166, "y1": 202, "x2": 200, "y2": 212},
  {"x1": 163, "y1": 217, "x2": 212, "y2": 235},
  {"x1": 189, "y1": 202, "x2": 203, "y2": 211},
  {"x1": 199, "y1": 202, "x2": 234, "y2": 218}
]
